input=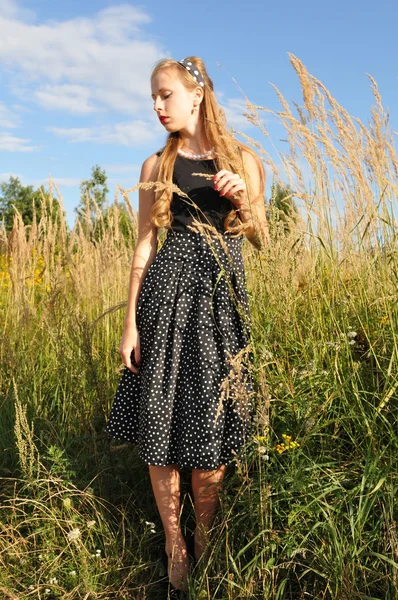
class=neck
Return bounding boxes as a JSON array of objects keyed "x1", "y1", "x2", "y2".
[{"x1": 178, "y1": 129, "x2": 211, "y2": 155}]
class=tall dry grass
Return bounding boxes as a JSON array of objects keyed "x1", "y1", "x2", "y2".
[{"x1": 0, "y1": 54, "x2": 397, "y2": 599}]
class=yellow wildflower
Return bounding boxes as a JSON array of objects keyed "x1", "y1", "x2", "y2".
[{"x1": 274, "y1": 434, "x2": 300, "y2": 454}]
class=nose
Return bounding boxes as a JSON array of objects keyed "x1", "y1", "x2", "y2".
[{"x1": 153, "y1": 97, "x2": 164, "y2": 112}]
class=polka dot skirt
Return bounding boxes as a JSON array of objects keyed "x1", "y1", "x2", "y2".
[{"x1": 105, "y1": 229, "x2": 255, "y2": 470}]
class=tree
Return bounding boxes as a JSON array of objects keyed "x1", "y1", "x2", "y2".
[
  {"x1": 75, "y1": 165, "x2": 109, "y2": 224},
  {"x1": 0, "y1": 176, "x2": 62, "y2": 234},
  {"x1": 269, "y1": 180, "x2": 299, "y2": 233}
]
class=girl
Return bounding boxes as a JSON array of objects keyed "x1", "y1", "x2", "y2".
[{"x1": 105, "y1": 55, "x2": 268, "y2": 593}]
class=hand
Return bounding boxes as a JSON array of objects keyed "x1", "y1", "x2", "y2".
[
  {"x1": 213, "y1": 170, "x2": 248, "y2": 208},
  {"x1": 119, "y1": 325, "x2": 141, "y2": 374}
]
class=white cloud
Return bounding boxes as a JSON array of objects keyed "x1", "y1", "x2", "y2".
[
  {"x1": 34, "y1": 84, "x2": 102, "y2": 115},
  {"x1": 48, "y1": 120, "x2": 159, "y2": 146},
  {"x1": 0, "y1": 101, "x2": 20, "y2": 128},
  {"x1": 11, "y1": 103, "x2": 35, "y2": 114},
  {"x1": 95, "y1": 4, "x2": 151, "y2": 40},
  {"x1": 0, "y1": 172, "x2": 81, "y2": 189},
  {"x1": 0, "y1": 0, "x2": 256, "y2": 157},
  {"x1": 0, "y1": 132, "x2": 40, "y2": 152},
  {"x1": 0, "y1": 0, "x2": 35, "y2": 21},
  {"x1": 50, "y1": 177, "x2": 82, "y2": 187},
  {"x1": 103, "y1": 163, "x2": 141, "y2": 175},
  {"x1": 0, "y1": 2, "x2": 166, "y2": 117},
  {"x1": 218, "y1": 96, "x2": 255, "y2": 130},
  {"x1": 0, "y1": 171, "x2": 22, "y2": 182},
  {"x1": 31, "y1": 176, "x2": 83, "y2": 188}
]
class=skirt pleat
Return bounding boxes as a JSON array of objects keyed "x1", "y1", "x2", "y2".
[{"x1": 105, "y1": 229, "x2": 255, "y2": 470}]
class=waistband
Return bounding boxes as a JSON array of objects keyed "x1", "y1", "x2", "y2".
[{"x1": 165, "y1": 228, "x2": 243, "y2": 246}]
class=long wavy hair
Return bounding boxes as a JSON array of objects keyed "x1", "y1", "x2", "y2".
[{"x1": 149, "y1": 56, "x2": 265, "y2": 237}]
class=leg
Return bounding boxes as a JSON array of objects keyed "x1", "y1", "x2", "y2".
[
  {"x1": 148, "y1": 464, "x2": 189, "y2": 590},
  {"x1": 191, "y1": 464, "x2": 227, "y2": 562}
]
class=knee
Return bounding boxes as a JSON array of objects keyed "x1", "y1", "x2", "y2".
[
  {"x1": 148, "y1": 462, "x2": 180, "y2": 472},
  {"x1": 192, "y1": 465, "x2": 226, "y2": 499}
]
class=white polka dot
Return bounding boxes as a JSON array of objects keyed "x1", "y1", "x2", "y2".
[{"x1": 104, "y1": 154, "x2": 254, "y2": 470}]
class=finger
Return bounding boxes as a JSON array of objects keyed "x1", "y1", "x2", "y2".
[
  {"x1": 130, "y1": 346, "x2": 141, "y2": 366},
  {"x1": 214, "y1": 171, "x2": 239, "y2": 186},
  {"x1": 220, "y1": 181, "x2": 246, "y2": 198},
  {"x1": 226, "y1": 183, "x2": 246, "y2": 198},
  {"x1": 129, "y1": 347, "x2": 141, "y2": 368},
  {"x1": 123, "y1": 351, "x2": 132, "y2": 370},
  {"x1": 213, "y1": 170, "x2": 235, "y2": 186},
  {"x1": 213, "y1": 169, "x2": 229, "y2": 180},
  {"x1": 124, "y1": 352, "x2": 139, "y2": 374},
  {"x1": 215, "y1": 174, "x2": 240, "y2": 192},
  {"x1": 134, "y1": 344, "x2": 141, "y2": 365}
]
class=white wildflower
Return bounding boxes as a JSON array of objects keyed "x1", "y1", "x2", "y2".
[
  {"x1": 69, "y1": 570, "x2": 77, "y2": 577},
  {"x1": 261, "y1": 454, "x2": 270, "y2": 461},
  {"x1": 67, "y1": 528, "x2": 81, "y2": 542},
  {"x1": 86, "y1": 520, "x2": 96, "y2": 528},
  {"x1": 349, "y1": 339, "x2": 356, "y2": 345},
  {"x1": 257, "y1": 446, "x2": 267, "y2": 454},
  {"x1": 299, "y1": 370, "x2": 309, "y2": 379},
  {"x1": 326, "y1": 341, "x2": 339, "y2": 349},
  {"x1": 262, "y1": 349, "x2": 273, "y2": 361},
  {"x1": 347, "y1": 331, "x2": 357, "y2": 338}
]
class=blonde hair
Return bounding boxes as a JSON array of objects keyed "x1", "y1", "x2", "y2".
[{"x1": 149, "y1": 56, "x2": 265, "y2": 237}]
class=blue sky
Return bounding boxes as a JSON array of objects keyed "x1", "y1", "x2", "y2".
[{"x1": 1, "y1": 0, "x2": 397, "y2": 228}]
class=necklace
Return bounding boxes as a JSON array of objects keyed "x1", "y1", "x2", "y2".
[{"x1": 178, "y1": 147, "x2": 215, "y2": 160}]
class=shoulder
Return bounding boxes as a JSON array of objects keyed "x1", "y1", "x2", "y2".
[
  {"x1": 240, "y1": 147, "x2": 266, "y2": 198},
  {"x1": 241, "y1": 147, "x2": 265, "y2": 181},
  {"x1": 140, "y1": 150, "x2": 163, "y2": 181},
  {"x1": 241, "y1": 147, "x2": 263, "y2": 172}
]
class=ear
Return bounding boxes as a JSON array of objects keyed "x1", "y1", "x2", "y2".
[{"x1": 194, "y1": 86, "x2": 204, "y2": 104}]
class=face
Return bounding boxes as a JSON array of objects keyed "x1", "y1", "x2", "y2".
[{"x1": 151, "y1": 69, "x2": 202, "y2": 132}]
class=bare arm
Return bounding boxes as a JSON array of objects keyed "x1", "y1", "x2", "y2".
[
  {"x1": 123, "y1": 153, "x2": 160, "y2": 327},
  {"x1": 119, "y1": 153, "x2": 159, "y2": 372},
  {"x1": 238, "y1": 151, "x2": 269, "y2": 251}
]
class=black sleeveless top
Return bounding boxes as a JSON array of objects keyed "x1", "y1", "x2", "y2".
[{"x1": 155, "y1": 150, "x2": 238, "y2": 233}]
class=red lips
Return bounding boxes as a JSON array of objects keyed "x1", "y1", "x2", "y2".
[{"x1": 159, "y1": 116, "x2": 169, "y2": 123}]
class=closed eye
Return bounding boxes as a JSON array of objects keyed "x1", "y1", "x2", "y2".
[{"x1": 152, "y1": 92, "x2": 172, "y2": 101}]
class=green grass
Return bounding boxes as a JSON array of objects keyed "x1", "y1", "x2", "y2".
[{"x1": 1, "y1": 55, "x2": 398, "y2": 599}]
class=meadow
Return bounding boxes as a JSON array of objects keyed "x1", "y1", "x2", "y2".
[{"x1": 1, "y1": 54, "x2": 397, "y2": 599}]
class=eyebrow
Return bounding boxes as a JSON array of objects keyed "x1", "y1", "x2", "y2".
[{"x1": 151, "y1": 87, "x2": 171, "y2": 98}]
